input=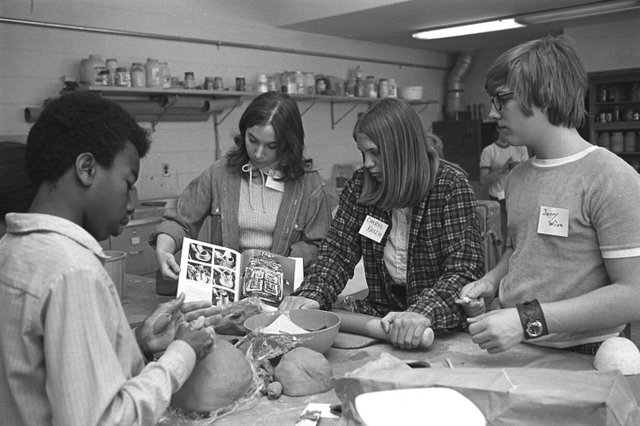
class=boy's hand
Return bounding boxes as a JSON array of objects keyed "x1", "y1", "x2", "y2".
[
  {"x1": 136, "y1": 294, "x2": 187, "y2": 357},
  {"x1": 459, "y1": 278, "x2": 498, "y2": 317},
  {"x1": 467, "y1": 308, "x2": 523, "y2": 353},
  {"x1": 455, "y1": 296, "x2": 486, "y2": 317},
  {"x1": 175, "y1": 323, "x2": 216, "y2": 360}
]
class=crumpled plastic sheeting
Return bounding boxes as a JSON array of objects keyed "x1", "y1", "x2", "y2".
[{"x1": 334, "y1": 353, "x2": 640, "y2": 426}]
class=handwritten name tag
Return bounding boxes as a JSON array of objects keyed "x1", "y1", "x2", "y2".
[
  {"x1": 266, "y1": 175, "x2": 285, "y2": 192},
  {"x1": 358, "y1": 215, "x2": 389, "y2": 243},
  {"x1": 537, "y1": 206, "x2": 569, "y2": 237}
]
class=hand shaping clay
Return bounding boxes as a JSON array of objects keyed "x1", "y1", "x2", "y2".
[
  {"x1": 274, "y1": 346, "x2": 333, "y2": 396},
  {"x1": 594, "y1": 336, "x2": 640, "y2": 376},
  {"x1": 172, "y1": 339, "x2": 253, "y2": 412}
]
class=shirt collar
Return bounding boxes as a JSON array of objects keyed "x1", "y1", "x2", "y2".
[{"x1": 4, "y1": 212, "x2": 107, "y2": 259}]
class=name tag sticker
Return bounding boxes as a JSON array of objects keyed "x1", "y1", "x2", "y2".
[
  {"x1": 537, "y1": 206, "x2": 569, "y2": 237},
  {"x1": 266, "y1": 176, "x2": 285, "y2": 192},
  {"x1": 358, "y1": 215, "x2": 389, "y2": 243}
]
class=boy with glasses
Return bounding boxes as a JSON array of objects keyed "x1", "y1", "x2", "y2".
[{"x1": 460, "y1": 35, "x2": 640, "y2": 355}]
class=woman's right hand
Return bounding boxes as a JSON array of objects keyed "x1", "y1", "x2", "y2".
[
  {"x1": 279, "y1": 296, "x2": 320, "y2": 310},
  {"x1": 155, "y1": 234, "x2": 180, "y2": 280}
]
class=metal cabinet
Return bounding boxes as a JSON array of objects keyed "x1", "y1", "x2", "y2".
[{"x1": 107, "y1": 217, "x2": 161, "y2": 276}]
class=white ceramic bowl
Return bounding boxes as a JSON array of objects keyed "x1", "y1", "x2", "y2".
[{"x1": 399, "y1": 86, "x2": 423, "y2": 101}]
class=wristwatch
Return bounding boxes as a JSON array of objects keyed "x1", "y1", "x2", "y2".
[{"x1": 516, "y1": 299, "x2": 548, "y2": 340}]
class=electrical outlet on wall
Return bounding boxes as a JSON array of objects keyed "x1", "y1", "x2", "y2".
[{"x1": 162, "y1": 163, "x2": 171, "y2": 177}]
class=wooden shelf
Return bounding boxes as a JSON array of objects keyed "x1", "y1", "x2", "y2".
[{"x1": 592, "y1": 122, "x2": 640, "y2": 131}]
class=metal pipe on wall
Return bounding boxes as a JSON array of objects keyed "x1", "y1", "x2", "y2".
[{"x1": 0, "y1": 16, "x2": 448, "y2": 71}]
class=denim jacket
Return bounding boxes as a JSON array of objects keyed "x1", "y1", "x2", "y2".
[{"x1": 150, "y1": 158, "x2": 333, "y2": 270}]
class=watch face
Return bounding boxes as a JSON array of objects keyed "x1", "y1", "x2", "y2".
[{"x1": 526, "y1": 320, "x2": 543, "y2": 338}]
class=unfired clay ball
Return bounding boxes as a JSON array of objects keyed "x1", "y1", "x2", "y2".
[
  {"x1": 172, "y1": 339, "x2": 253, "y2": 412},
  {"x1": 274, "y1": 346, "x2": 333, "y2": 396},
  {"x1": 593, "y1": 336, "x2": 640, "y2": 376}
]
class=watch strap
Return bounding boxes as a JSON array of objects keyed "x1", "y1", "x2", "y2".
[{"x1": 516, "y1": 299, "x2": 549, "y2": 339}]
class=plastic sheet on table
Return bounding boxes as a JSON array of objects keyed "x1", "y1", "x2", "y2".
[{"x1": 158, "y1": 331, "x2": 308, "y2": 424}]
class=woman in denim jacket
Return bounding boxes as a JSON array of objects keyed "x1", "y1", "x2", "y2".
[{"x1": 151, "y1": 92, "x2": 333, "y2": 285}]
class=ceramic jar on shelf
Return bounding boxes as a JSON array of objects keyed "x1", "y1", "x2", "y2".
[{"x1": 611, "y1": 131, "x2": 624, "y2": 153}]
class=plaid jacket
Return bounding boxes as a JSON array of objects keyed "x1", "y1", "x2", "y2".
[{"x1": 295, "y1": 162, "x2": 484, "y2": 330}]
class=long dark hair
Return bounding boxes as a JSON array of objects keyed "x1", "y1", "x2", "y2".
[{"x1": 226, "y1": 91, "x2": 305, "y2": 180}]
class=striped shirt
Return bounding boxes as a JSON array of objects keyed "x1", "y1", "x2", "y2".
[
  {"x1": 295, "y1": 162, "x2": 484, "y2": 330},
  {"x1": 0, "y1": 213, "x2": 196, "y2": 425}
]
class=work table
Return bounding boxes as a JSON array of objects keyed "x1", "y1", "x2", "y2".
[{"x1": 121, "y1": 275, "x2": 640, "y2": 425}]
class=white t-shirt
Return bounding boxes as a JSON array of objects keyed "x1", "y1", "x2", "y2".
[
  {"x1": 480, "y1": 142, "x2": 530, "y2": 200},
  {"x1": 500, "y1": 146, "x2": 640, "y2": 347}
]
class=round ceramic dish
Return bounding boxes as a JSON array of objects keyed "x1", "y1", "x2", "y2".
[{"x1": 244, "y1": 309, "x2": 341, "y2": 354}]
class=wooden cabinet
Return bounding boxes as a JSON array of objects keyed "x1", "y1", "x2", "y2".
[{"x1": 588, "y1": 68, "x2": 640, "y2": 171}]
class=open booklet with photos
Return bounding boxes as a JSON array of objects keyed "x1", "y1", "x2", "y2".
[{"x1": 177, "y1": 237, "x2": 303, "y2": 309}]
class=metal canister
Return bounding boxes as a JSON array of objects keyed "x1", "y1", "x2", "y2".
[
  {"x1": 204, "y1": 76, "x2": 214, "y2": 90},
  {"x1": 235, "y1": 77, "x2": 246, "y2": 91},
  {"x1": 213, "y1": 76, "x2": 224, "y2": 90}
]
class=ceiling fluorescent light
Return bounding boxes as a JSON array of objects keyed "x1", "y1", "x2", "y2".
[
  {"x1": 412, "y1": 19, "x2": 524, "y2": 40},
  {"x1": 519, "y1": 0, "x2": 640, "y2": 25}
]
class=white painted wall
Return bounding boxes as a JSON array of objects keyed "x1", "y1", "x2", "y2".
[{"x1": 0, "y1": 0, "x2": 449, "y2": 200}]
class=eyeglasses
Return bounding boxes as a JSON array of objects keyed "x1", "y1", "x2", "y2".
[{"x1": 490, "y1": 91, "x2": 514, "y2": 112}]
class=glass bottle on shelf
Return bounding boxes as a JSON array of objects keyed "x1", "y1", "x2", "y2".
[
  {"x1": 598, "y1": 132, "x2": 610, "y2": 150},
  {"x1": 256, "y1": 74, "x2": 268, "y2": 93},
  {"x1": 160, "y1": 62, "x2": 171, "y2": 89},
  {"x1": 354, "y1": 67, "x2": 364, "y2": 98},
  {"x1": 130, "y1": 62, "x2": 146, "y2": 88},
  {"x1": 144, "y1": 58, "x2": 161, "y2": 88},
  {"x1": 105, "y1": 58, "x2": 118, "y2": 86},
  {"x1": 624, "y1": 131, "x2": 636, "y2": 152},
  {"x1": 388, "y1": 78, "x2": 398, "y2": 98},
  {"x1": 611, "y1": 131, "x2": 624, "y2": 153},
  {"x1": 365, "y1": 76, "x2": 377, "y2": 98},
  {"x1": 303, "y1": 72, "x2": 315, "y2": 95}
]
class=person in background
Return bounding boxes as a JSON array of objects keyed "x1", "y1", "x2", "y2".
[
  {"x1": 0, "y1": 92, "x2": 215, "y2": 425},
  {"x1": 479, "y1": 127, "x2": 529, "y2": 240},
  {"x1": 151, "y1": 91, "x2": 333, "y2": 288},
  {"x1": 0, "y1": 141, "x2": 37, "y2": 236},
  {"x1": 280, "y1": 97, "x2": 484, "y2": 349},
  {"x1": 460, "y1": 35, "x2": 640, "y2": 355}
]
